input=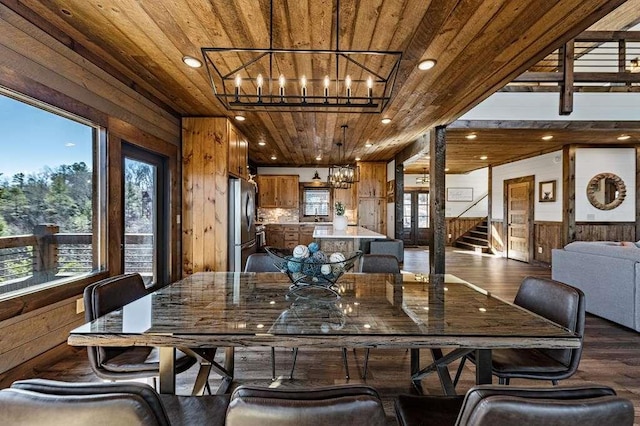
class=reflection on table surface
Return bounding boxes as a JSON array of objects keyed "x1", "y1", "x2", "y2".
[{"x1": 70, "y1": 272, "x2": 578, "y2": 347}]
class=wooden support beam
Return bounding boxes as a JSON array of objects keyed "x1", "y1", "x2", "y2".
[
  {"x1": 562, "y1": 145, "x2": 576, "y2": 246},
  {"x1": 560, "y1": 41, "x2": 574, "y2": 115},
  {"x1": 394, "y1": 163, "x2": 404, "y2": 240},
  {"x1": 429, "y1": 126, "x2": 446, "y2": 276}
]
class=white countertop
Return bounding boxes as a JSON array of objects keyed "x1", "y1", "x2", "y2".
[{"x1": 312, "y1": 225, "x2": 387, "y2": 239}]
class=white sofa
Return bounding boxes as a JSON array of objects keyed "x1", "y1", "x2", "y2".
[{"x1": 552, "y1": 241, "x2": 640, "y2": 332}]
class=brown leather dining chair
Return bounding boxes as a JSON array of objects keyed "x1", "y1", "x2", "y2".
[
  {"x1": 454, "y1": 276, "x2": 586, "y2": 387},
  {"x1": 1, "y1": 379, "x2": 387, "y2": 426},
  {"x1": 83, "y1": 273, "x2": 197, "y2": 386},
  {"x1": 395, "y1": 384, "x2": 634, "y2": 426}
]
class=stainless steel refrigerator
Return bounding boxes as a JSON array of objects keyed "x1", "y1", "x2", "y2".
[{"x1": 228, "y1": 178, "x2": 257, "y2": 271}]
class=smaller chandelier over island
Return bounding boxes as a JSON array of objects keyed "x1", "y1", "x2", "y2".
[{"x1": 328, "y1": 125, "x2": 359, "y2": 189}]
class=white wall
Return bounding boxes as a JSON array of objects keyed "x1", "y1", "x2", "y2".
[
  {"x1": 492, "y1": 151, "x2": 563, "y2": 221},
  {"x1": 575, "y1": 148, "x2": 635, "y2": 222},
  {"x1": 405, "y1": 167, "x2": 489, "y2": 218},
  {"x1": 460, "y1": 92, "x2": 640, "y2": 121}
]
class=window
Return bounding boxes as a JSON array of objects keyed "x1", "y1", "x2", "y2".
[
  {"x1": 0, "y1": 89, "x2": 105, "y2": 298},
  {"x1": 303, "y1": 188, "x2": 330, "y2": 217}
]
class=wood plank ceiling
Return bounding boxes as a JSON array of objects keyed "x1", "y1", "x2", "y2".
[{"x1": 2, "y1": 0, "x2": 632, "y2": 169}]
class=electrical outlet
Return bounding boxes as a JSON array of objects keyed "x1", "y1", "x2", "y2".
[
  {"x1": 538, "y1": 246, "x2": 543, "y2": 254},
  {"x1": 76, "y1": 298, "x2": 85, "y2": 314}
]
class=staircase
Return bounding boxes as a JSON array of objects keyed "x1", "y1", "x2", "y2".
[{"x1": 454, "y1": 219, "x2": 490, "y2": 253}]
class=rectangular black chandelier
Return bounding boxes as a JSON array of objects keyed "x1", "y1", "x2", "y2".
[{"x1": 201, "y1": 0, "x2": 402, "y2": 114}]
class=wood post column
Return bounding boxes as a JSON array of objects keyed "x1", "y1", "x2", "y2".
[{"x1": 429, "y1": 125, "x2": 446, "y2": 276}]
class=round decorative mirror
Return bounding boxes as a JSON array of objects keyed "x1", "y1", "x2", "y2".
[{"x1": 586, "y1": 172, "x2": 626, "y2": 210}]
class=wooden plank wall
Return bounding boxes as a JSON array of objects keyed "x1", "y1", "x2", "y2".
[
  {"x1": 534, "y1": 221, "x2": 562, "y2": 264},
  {"x1": 0, "y1": 5, "x2": 180, "y2": 379},
  {"x1": 182, "y1": 118, "x2": 229, "y2": 275},
  {"x1": 575, "y1": 223, "x2": 636, "y2": 242},
  {"x1": 445, "y1": 217, "x2": 484, "y2": 246},
  {"x1": 0, "y1": 296, "x2": 84, "y2": 376}
]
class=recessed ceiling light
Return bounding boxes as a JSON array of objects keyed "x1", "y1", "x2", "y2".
[
  {"x1": 234, "y1": 115, "x2": 246, "y2": 121},
  {"x1": 541, "y1": 135, "x2": 553, "y2": 141},
  {"x1": 465, "y1": 133, "x2": 477, "y2": 140},
  {"x1": 445, "y1": 167, "x2": 450, "y2": 172},
  {"x1": 355, "y1": 157, "x2": 361, "y2": 161},
  {"x1": 479, "y1": 155, "x2": 488, "y2": 160},
  {"x1": 617, "y1": 134, "x2": 631, "y2": 141},
  {"x1": 381, "y1": 118, "x2": 391, "y2": 124},
  {"x1": 182, "y1": 55, "x2": 202, "y2": 68},
  {"x1": 270, "y1": 155, "x2": 277, "y2": 160},
  {"x1": 258, "y1": 141, "x2": 266, "y2": 146},
  {"x1": 417, "y1": 59, "x2": 437, "y2": 70},
  {"x1": 315, "y1": 155, "x2": 322, "y2": 161},
  {"x1": 365, "y1": 142, "x2": 373, "y2": 148}
]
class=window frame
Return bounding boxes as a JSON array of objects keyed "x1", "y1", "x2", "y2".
[
  {"x1": 301, "y1": 185, "x2": 332, "y2": 218},
  {"x1": 0, "y1": 87, "x2": 107, "y2": 302}
]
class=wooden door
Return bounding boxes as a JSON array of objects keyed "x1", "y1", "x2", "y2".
[
  {"x1": 402, "y1": 190, "x2": 430, "y2": 246},
  {"x1": 506, "y1": 179, "x2": 533, "y2": 262}
]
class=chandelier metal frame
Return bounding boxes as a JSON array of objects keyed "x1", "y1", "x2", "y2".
[
  {"x1": 328, "y1": 125, "x2": 359, "y2": 189},
  {"x1": 201, "y1": 0, "x2": 402, "y2": 113}
]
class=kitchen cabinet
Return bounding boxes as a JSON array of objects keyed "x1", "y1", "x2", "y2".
[
  {"x1": 299, "y1": 224, "x2": 315, "y2": 246},
  {"x1": 358, "y1": 198, "x2": 386, "y2": 235},
  {"x1": 333, "y1": 183, "x2": 357, "y2": 210},
  {"x1": 358, "y1": 162, "x2": 386, "y2": 198},
  {"x1": 265, "y1": 225, "x2": 285, "y2": 248},
  {"x1": 283, "y1": 225, "x2": 299, "y2": 249},
  {"x1": 256, "y1": 175, "x2": 299, "y2": 208},
  {"x1": 228, "y1": 123, "x2": 248, "y2": 179}
]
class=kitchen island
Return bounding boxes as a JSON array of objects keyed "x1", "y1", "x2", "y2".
[{"x1": 312, "y1": 225, "x2": 386, "y2": 253}]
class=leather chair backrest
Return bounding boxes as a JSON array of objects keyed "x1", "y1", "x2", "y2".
[
  {"x1": 3, "y1": 379, "x2": 170, "y2": 426},
  {"x1": 456, "y1": 385, "x2": 634, "y2": 426},
  {"x1": 244, "y1": 253, "x2": 280, "y2": 272},
  {"x1": 83, "y1": 273, "x2": 149, "y2": 372},
  {"x1": 514, "y1": 276, "x2": 585, "y2": 367},
  {"x1": 225, "y1": 385, "x2": 387, "y2": 426},
  {"x1": 360, "y1": 254, "x2": 400, "y2": 273}
]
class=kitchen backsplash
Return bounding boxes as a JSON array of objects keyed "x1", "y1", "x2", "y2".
[{"x1": 257, "y1": 208, "x2": 299, "y2": 223}]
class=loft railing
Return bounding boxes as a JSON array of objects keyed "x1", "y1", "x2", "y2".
[
  {"x1": 504, "y1": 31, "x2": 640, "y2": 92},
  {"x1": 0, "y1": 226, "x2": 153, "y2": 294}
]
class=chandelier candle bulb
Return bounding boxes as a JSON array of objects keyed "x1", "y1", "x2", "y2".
[
  {"x1": 234, "y1": 74, "x2": 242, "y2": 102},
  {"x1": 256, "y1": 73, "x2": 263, "y2": 102},
  {"x1": 324, "y1": 75, "x2": 330, "y2": 103},
  {"x1": 279, "y1": 74, "x2": 285, "y2": 101},
  {"x1": 367, "y1": 76, "x2": 373, "y2": 102},
  {"x1": 345, "y1": 75, "x2": 352, "y2": 103},
  {"x1": 301, "y1": 75, "x2": 307, "y2": 103}
]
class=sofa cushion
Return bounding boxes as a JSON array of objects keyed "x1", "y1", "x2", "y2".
[{"x1": 563, "y1": 241, "x2": 640, "y2": 262}]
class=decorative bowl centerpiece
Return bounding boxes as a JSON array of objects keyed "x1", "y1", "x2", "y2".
[{"x1": 265, "y1": 244, "x2": 362, "y2": 296}]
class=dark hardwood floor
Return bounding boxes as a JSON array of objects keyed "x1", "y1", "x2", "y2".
[{"x1": 12, "y1": 247, "x2": 640, "y2": 424}]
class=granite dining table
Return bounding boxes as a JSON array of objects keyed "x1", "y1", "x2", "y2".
[{"x1": 68, "y1": 272, "x2": 580, "y2": 395}]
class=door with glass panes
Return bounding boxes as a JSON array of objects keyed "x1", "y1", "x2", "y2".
[
  {"x1": 402, "y1": 191, "x2": 430, "y2": 246},
  {"x1": 122, "y1": 144, "x2": 168, "y2": 287}
]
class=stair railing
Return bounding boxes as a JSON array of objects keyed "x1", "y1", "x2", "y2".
[{"x1": 449, "y1": 192, "x2": 488, "y2": 224}]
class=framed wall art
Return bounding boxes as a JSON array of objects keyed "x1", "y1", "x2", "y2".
[
  {"x1": 446, "y1": 187, "x2": 473, "y2": 202},
  {"x1": 539, "y1": 180, "x2": 556, "y2": 202}
]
